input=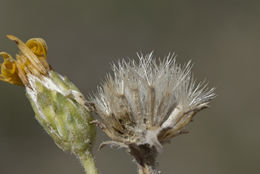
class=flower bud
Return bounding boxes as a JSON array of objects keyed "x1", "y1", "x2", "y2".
[{"x1": 26, "y1": 70, "x2": 95, "y2": 154}]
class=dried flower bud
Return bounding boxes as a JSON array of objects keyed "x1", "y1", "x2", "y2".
[
  {"x1": 0, "y1": 35, "x2": 96, "y2": 156},
  {"x1": 90, "y1": 53, "x2": 215, "y2": 174}
]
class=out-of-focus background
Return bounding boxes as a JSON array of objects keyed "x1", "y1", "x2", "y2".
[{"x1": 0, "y1": 0, "x2": 259, "y2": 174}]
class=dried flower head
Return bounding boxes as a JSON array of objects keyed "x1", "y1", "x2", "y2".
[
  {"x1": 0, "y1": 35, "x2": 49, "y2": 87},
  {"x1": 0, "y1": 35, "x2": 97, "y2": 174},
  {"x1": 90, "y1": 53, "x2": 215, "y2": 173}
]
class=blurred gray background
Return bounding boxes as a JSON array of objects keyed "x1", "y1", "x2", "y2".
[{"x1": 0, "y1": 0, "x2": 259, "y2": 174}]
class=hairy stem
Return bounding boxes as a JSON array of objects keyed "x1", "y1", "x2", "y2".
[{"x1": 78, "y1": 152, "x2": 98, "y2": 174}]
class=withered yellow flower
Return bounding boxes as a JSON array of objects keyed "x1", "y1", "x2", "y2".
[
  {"x1": 0, "y1": 35, "x2": 97, "y2": 174},
  {"x1": 0, "y1": 35, "x2": 49, "y2": 87}
]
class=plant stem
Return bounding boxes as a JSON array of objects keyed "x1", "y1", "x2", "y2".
[
  {"x1": 138, "y1": 165, "x2": 151, "y2": 174},
  {"x1": 78, "y1": 152, "x2": 98, "y2": 174},
  {"x1": 138, "y1": 164, "x2": 158, "y2": 174}
]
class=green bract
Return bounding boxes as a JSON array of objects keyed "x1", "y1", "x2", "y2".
[{"x1": 26, "y1": 71, "x2": 96, "y2": 154}]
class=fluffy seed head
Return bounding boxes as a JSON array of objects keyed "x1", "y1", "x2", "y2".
[{"x1": 91, "y1": 53, "x2": 215, "y2": 151}]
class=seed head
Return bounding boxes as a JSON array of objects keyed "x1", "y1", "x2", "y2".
[{"x1": 91, "y1": 53, "x2": 215, "y2": 155}]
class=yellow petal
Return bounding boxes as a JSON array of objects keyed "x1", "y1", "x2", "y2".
[
  {"x1": 26, "y1": 38, "x2": 48, "y2": 59},
  {"x1": 0, "y1": 52, "x2": 23, "y2": 86}
]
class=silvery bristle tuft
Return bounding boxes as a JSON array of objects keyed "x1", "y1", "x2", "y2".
[{"x1": 90, "y1": 53, "x2": 215, "y2": 169}]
